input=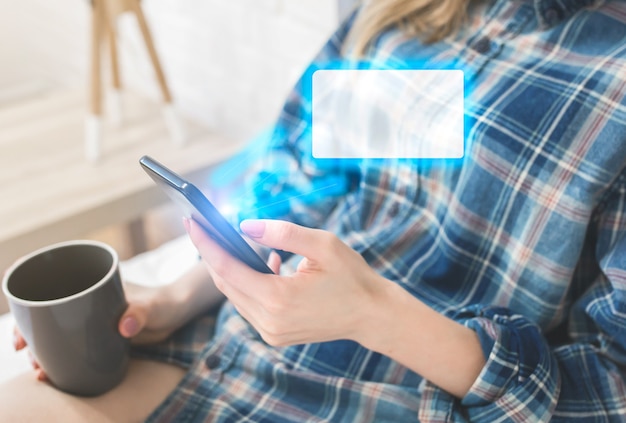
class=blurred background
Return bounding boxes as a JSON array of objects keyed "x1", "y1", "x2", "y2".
[
  {"x1": 0, "y1": 0, "x2": 353, "y2": 312},
  {"x1": 1, "y1": 0, "x2": 340, "y2": 139}
]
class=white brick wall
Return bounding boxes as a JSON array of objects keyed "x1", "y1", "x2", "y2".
[{"x1": 0, "y1": 0, "x2": 338, "y2": 141}]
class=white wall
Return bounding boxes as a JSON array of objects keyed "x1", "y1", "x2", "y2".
[
  {"x1": 0, "y1": 1, "x2": 89, "y2": 100},
  {"x1": 0, "y1": 0, "x2": 338, "y2": 141}
]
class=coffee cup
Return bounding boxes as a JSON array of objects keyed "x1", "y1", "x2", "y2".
[{"x1": 2, "y1": 240, "x2": 129, "y2": 396}]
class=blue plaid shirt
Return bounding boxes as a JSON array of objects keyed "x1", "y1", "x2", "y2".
[{"x1": 138, "y1": 0, "x2": 626, "y2": 421}]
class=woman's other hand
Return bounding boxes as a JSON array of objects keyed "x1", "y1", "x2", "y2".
[
  {"x1": 13, "y1": 280, "x2": 193, "y2": 381},
  {"x1": 12, "y1": 326, "x2": 47, "y2": 382},
  {"x1": 118, "y1": 282, "x2": 190, "y2": 345}
]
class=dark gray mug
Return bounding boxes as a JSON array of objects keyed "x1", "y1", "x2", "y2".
[{"x1": 2, "y1": 240, "x2": 129, "y2": 396}]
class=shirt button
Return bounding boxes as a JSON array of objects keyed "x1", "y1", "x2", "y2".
[
  {"x1": 544, "y1": 8, "x2": 560, "y2": 23},
  {"x1": 473, "y1": 36, "x2": 492, "y2": 54},
  {"x1": 205, "y1": 354, "x2": 221, "y2": 370},
  {"x1": 389, "y1": 203, "x2": 400, "y2": 217}
]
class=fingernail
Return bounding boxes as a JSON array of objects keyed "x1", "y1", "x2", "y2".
[
  {"x1": 240, "y1": 220, "x2": 265, "y2": 238},
  {"x1": 13, "y1": 332, "x2": 24, "y2": 351},
  {"x1": 36, "y1": 369, "x2": 48, "y2": 382},
  {"x1": 182, "y1": 217, "x2": 191, "y2": 232},
  {"x1": 28, "y1": 352, "x2": 39, "y2": 369},
  {"x1": 121, "y1": 316, "x2": 139, "y2": 337}
]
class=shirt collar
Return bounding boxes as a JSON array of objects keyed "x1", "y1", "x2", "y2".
[{"x1": 531, "y1": 0, "x2": 604, "y2": 27}]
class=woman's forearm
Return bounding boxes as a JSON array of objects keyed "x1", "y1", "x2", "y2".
[
  {"x1": 358, "y1": 278, "x2": 485, "y2": 399},
  {"x1": 161, "y1": 261, "x2": 225, "y2": 323}
]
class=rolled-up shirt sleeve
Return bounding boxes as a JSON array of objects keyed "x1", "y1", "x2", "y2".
[
  {"x1": 420, "y1": 307, "x2": 561, "y2": 422},
  {"x1": 419, "y1": 178, "x2": 626, "y2": 422}
]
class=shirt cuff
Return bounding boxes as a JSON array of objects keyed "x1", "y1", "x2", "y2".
[{"x1": 418, "y1": 305, "x2": 560, "y2": 422}]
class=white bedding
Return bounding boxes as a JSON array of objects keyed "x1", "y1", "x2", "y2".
[{"x1": 0, "y1": 235, "x2": 198, "y2": 384}]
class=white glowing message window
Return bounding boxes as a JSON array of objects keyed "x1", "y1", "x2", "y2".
[{"x1": 312, "y1": 69, "x2": 464, "y2": 159}]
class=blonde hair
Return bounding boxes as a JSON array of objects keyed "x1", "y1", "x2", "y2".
[{"x1": 346, "y1": 0, "x2": 470, "y2": 57}]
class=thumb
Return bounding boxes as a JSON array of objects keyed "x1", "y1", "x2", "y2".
[
  {"x1": 240, "y1": 219, "x2": 329, "y2": 260},
  {"x1": 118, "y1": 303, "x2": 148, "y2": 338}
]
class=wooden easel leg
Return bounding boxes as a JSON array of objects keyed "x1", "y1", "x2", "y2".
[
  {"x1": 130, "y1": 0, "x2": 171, "y2": 103},
  {"x1": 130, "y1": 0, "x2": 187, "y2": 146},
  {"x1": 106, "y1": 6, "x2": 123, "y2": 127},
  {"x1": 86, "y1": 0, "x2": 104, "y2": 162}
]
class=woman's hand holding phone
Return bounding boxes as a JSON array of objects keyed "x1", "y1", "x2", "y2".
[{"x1": 185, "y1": 217, "x2": 388, "y2": 347}]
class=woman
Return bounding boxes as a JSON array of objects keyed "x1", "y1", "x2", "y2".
[{"x1": 4, "y1": 0, "x2": 626, "y2": 421}]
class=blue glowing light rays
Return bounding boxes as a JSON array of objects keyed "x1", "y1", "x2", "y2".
[{"x1": 207, "y1": 58, "x2": 476, "y2": 223}]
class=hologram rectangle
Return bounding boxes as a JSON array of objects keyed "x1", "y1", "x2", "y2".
[{"x1": 312, "y1": 69, "x2": 464, "y2": 159}]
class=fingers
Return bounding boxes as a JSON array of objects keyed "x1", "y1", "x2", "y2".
[
  {"x1": 239, "y1": 220, "x2": 332, "y2": 261},
  {"x1": 12, "y1": 326, "x2": 26, "y2": 351},
  {"x1": 27, "y1": 351, "x2": 40, "y2": 370},
  {"x1": 12, "y1": 328, "x2": 24, "y2": 351},
  {"x1": 118, "y1": 303, "x2": 148, "y2": 338},
  {"x1": 12, "y1": 326, "x2": 48, "y2": 380},
  {"x1": 26, "y1": 348, "x2": 49, "y2": 381},
  {"x1": 185, "y1": 218, "x2": 274, "y2": 307},
  {"x1": 29, "y1": 351, "x2": 48, "y2": 381},
  {"x1": 185, "y1": 218, "x2": 266, "y2": 281},
  {"x1": 267, "y1": 251, "x2": 282, "y2": 274},
  {"x1": 36, "y1": 369, "x2": 49, "y2": 382}
]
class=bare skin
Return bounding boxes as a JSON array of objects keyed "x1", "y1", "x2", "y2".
[
  {"x1": 187, "y1": 218, "x2": 485, "y2": 398},
  {"x1": 2, "y1": 218, "x2": 485, "y2": 421},
  {"x1": 0, "y1": 359, "x2": 186, "y2": 423},
  {"x1": 2, "y1": 262, "x2": 224, "y2": 422}
]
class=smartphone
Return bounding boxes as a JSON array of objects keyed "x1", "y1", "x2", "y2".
[{"x1": 139, "y1": 155, "x2": 273, "y2": 274}]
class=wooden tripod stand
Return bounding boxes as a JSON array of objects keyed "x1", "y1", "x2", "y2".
[{"x1": 87, "y1": 0, "x2": 186, "y2": 161}]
